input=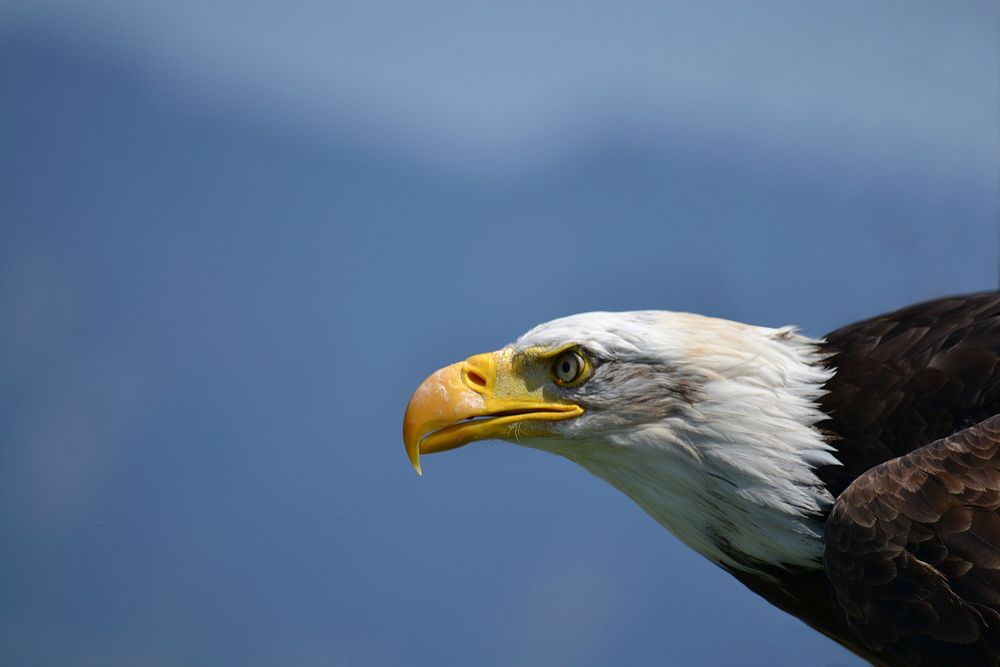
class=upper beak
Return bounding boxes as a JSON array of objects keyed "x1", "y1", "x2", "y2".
[{"x1": 402, "y1": 351, "x2": 582, "y2": 474}]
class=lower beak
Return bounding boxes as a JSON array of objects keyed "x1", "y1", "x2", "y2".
[{"x1": 402, "y1": 351, "x2": 582, "y2": 474}]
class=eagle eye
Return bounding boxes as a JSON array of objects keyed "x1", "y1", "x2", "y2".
[{"x1": 552, "y1": 349, "x2": 587, "y2": 386}]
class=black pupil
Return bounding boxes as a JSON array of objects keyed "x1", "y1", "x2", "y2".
[{"x1": 558, "y1": 355, "x2": 577, "y2": 380}]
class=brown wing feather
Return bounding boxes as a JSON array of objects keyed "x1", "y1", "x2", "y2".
[
  {"x1": 820, "y1": 292, "x2": 1000, "y2": 497},
  {"x1": 824, "y1": 415, "x2": 1000, "y2": 666}
]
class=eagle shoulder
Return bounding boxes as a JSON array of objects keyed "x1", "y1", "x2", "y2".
[{"x1": 819, "y1": 291, "x2": 1000, "y2": 498}]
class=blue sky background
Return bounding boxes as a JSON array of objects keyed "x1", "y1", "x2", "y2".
[{"x1": 1, "y1": 2, "x2": 998, "y2": 665}]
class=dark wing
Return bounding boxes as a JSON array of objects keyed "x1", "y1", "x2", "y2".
[
  {"x1": 824, "y1": 415, "x2": 1000, "y2": 667},
  {"x1": 820, "y1": 292, "x2": 1000, "y2": 497}
]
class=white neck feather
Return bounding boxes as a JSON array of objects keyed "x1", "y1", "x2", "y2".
[{"x1": 532, "y1": 313, "x2": 839, "y2": 575}]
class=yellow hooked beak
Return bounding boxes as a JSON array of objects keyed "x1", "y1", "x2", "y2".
[{"x1": 402, "y1": 350, "x2": 583, "y2": 474}]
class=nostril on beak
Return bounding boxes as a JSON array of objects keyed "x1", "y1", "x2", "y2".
[
  {"x1": 466, "y1": 370, "x2": 488, "y2": 389},
  {"x1": 461, "y1": 352, "x2": 496, "y2": 392}
]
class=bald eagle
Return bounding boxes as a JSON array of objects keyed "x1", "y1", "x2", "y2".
[{"x1": 403, "y1": 292, "x2": 1000, "y2": 666}]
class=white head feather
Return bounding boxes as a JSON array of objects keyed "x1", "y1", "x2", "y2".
[{"x1": 510, "y1": 311, "x2": 839, "y2": 575}]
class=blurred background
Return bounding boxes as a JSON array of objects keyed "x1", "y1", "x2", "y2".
[{"x1": 1, "y1": 2, "x2": 998, "y2": 665}]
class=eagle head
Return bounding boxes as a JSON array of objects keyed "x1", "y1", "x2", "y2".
[{"x1": 404, "y1": 311, "x2": 840, "y2": 572}]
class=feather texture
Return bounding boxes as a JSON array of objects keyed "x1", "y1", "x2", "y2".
[{"x1": 516, "y1": 311, "x2": 837, "y2": 572}]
